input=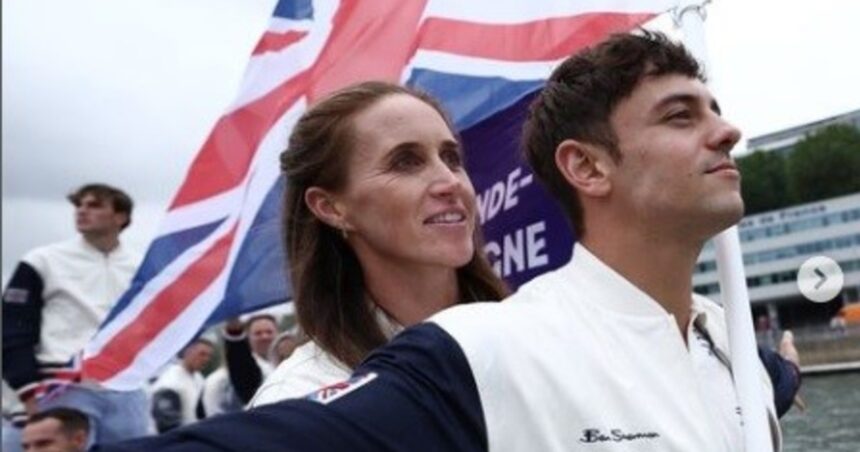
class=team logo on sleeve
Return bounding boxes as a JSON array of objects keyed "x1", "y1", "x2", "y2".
[
  {"x1": 3, "y1": 288, "x2": 29, "y2": 304},
  {"x1": 305, "y1": 372, "x2": 378, "y2": 405}
]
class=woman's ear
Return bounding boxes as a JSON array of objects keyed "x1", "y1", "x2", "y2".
[
  {"x1": 305, "y1": 187, "x2": 350, "y2": 230},
  {"x1": 554, "y1": 139, "x2": 613, "y2": 199}
]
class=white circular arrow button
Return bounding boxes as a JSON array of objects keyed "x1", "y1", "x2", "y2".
[{"x1": 797, "y1": 256, "x2": 844, "y2": 303}]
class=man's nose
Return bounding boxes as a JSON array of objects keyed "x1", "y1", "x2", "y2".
[{"x1": 708, "y1": 116, "x2": 742, "y2": 153}]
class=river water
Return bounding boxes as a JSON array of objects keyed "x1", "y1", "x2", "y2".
[{"x1": 780, "y1": 372, "x2": 860, "y2": 451}]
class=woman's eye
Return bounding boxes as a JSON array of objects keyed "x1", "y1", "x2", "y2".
[
  {"x1": 390, "y1": 152, "x2": 422, "y2": 171},
  {"x1": 441, "y1": 149, "x2": 463, "y2": 169}
]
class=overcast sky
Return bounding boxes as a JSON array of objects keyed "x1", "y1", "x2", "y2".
[{"x1": 4, "y1": 0, "x2": 860, "y2": 283}]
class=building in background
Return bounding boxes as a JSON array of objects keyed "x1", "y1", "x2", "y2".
[
  {"x1": 694, "y1": 191, "x2": 860, "y2": 330},
  {"x1": 695, "y1": 110, "x2": 860, "y2": 368},
  {"x1": 746, "y1": 108, "x2": 860, "y2": 157}
]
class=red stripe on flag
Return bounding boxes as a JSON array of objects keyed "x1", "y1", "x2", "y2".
[
  {"x1": 306, "y1": 0, "x2": 428, "y2": 101},
  {"x1": 170, "y1": 71, "x2": 310, "y2": 209},
  {"x1": 416, "y1": 12, "x2": 656, "y2": 61},
  {"x1": 252, "y1": 30, "x2": 309, "y2": 55},
  {"x1": 81, "y1": 224, "x2": 239, "y2": 381}
]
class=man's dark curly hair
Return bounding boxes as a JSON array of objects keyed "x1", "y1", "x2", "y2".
[{"x1": 522, "y1": 30, "x2": 703, "y2": 236}]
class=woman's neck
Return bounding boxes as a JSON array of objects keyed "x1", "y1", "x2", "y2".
[{"x1": 360, "y1": 259, "x2": 459, "y2": 327}]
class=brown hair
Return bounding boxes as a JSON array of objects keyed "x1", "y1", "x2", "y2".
[
  {"x1": 281, "y1": 81, "x2": 509, "y2": 368},
  {"x1": 522, "y1": 30, "x2": 702, "y2": 236},
  {"x1": 28, "y1": 407, "x2": 90, "y2": 435},
  {"x1": 246, "y1": 314, "x2": 278, "y2": 331},
  {"x1": 67, "y1": 183, "x2": 134, "y2": 230}
]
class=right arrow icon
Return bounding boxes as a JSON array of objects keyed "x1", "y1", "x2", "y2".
[
  {"x1": 798, "y1": 256, "x2": 844, "y2": 303},
  {"x1": 814, "y1": 268, "x2": 827, "y2": 290}
]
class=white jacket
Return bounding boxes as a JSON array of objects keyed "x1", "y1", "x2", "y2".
[{"x1": 432, "y1": 243, "x2": 781, "y2": 451}]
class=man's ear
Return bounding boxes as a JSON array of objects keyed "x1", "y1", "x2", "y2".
[
  {"x1": 116, "y1": 212, "x2": 129, "y2": 226},
  {"x1": 110, "y1": 211, "x2": 129, "y2": 231},
  {"x1": 305, "y1": 187, "x2": 351, "y2": 230},
  {"x1": 554, "y1": 139, "x2": 612, "y2": 198},
  {"x1": 70, "y1": 429, "x2": 88, "y2": 449}
]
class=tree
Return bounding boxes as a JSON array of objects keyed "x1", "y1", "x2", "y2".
[
  {"x1": 786, "y1": 124, "x2": 860, "y2": 203},
  {"x1": 737, "y1": 150, "x2": 789, "y2": 214}
]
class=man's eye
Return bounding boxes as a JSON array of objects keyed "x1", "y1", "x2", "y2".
[{"x1": 666, "y1": 110, "x2": 692, "y2": 122}]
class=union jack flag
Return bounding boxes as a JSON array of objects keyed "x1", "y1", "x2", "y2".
[{"x1": 83, "y1": 0, "x2": 678, "y2": 389}]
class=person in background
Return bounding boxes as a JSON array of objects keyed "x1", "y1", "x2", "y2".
[
  {"x1": 21, "y1": 407, "x2": 90, "y2": 452},
  {"x1": 269, "y1": 331, "x2": 298, "y2": 366},
  {"x1": 199, "y1": 315, "x2": 279, "y2": 416},
  {"x1": 149, "y1": 339, "x2": 213, "y2": 432},
  {"x1": 3, "y1": 380, "x2": 28, "y2": 452},
  {"x1": 2, "y1": 183, "x2": 148, "y2": 449},
  {"x1": 763, "y1": 330, "x2": 806, "y2": 413}
]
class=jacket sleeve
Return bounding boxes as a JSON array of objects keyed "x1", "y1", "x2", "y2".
[
  {"x1": 2, "y1": 262, "x2": 45, "y2": 401},
  {"x1": 224, "y1": 331, "x2": 262, "y2": 404},
  {"x1": 758, "y1": 346, "x2": 801, "y2": 418},
  {"x1": 95, "y1": 323, "x2": 487, "y2": 452}
]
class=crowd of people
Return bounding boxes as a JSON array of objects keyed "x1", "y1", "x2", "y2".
[
  {"x1": 3, "y1": 32, "x2": 803, "y2": 451},
  {"x1": 0, "y1": 184, "x2": 301, "y2": 450}
]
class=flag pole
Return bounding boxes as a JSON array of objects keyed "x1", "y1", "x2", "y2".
[{"x1": 673, "y1": 2, "x2": 774, "y2": 451}]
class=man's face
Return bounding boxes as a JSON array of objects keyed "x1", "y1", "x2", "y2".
[
  {"x1": 182, "y1": 342, "x2": 214, "y2": 372},
  {"x1": 22, "y1": 418, "x2": 86, "y2": 452},
  {"x1": 606, "y1": 74, "x2": 743, "y2": 240},
  {"x1": 73, "y1": 193, "x2": 126, "y2": 237},
  {"x1": 272, "y1": 336, "x2": 298, "y2": 365},
  {"x1": 248, "y1": 318, "x2": 277, "y2": 358}
]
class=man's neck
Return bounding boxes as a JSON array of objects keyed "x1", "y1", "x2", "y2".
[
  {"x1": 83, "y1": 233, "x2": 120, "y2": 254},
  {"x1": 182, "y1": 362, "x2": 196, "y2": 374},
  {"x1": 581, "y1": 227, "x2": 703, "y2": 340}
]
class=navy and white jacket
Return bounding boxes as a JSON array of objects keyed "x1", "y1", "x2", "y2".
[
  {"x1": 2, "y1": 238, "x2": 139, "y2": 402},
  {"x1": 101, "y1": 245, "x2": 791, "y2": 452}
]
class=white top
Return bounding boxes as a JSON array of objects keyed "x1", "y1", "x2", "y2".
[
  {"x1": 431, "y1": 243, "x2": 781, "y2": 452},
  {"x1": 249, "y1": 308, "x2": 403, "y2": 407},
  {"x1": 22, "y1": 238, "x2": 139, "y2": 364},
  {"x1": 202, "y1": 355, "x2": 275, "y2": 416},
  {"x1": 150, "y1": 363, "x2": 204, "y2": 426}
]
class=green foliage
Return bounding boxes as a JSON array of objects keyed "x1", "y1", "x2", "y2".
[
  {"x1": 737, "y1": 124, "x2": 860, "y2": 214},
  {"x1": 737, "y1": 150, "x2": 789, "y2": 215},
  {"x1": 786, "y1": 124, "x2": 860, "y2": 203}
]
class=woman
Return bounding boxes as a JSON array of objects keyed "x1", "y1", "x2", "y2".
[{"x1": 249, "y1": 81, "x2": 508, "y2": 406}]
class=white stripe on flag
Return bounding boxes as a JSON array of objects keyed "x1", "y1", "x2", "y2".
[
  {"x1": 405, "y1": 50, "x2": 561, "y2": 81},
  {"x1": 423, "y1": 0, "x2": 678, "y2": 24}
]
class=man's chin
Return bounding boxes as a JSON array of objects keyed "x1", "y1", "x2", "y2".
[{"x1": 708, "y1": 198, "x2": 745, "y2": 233}]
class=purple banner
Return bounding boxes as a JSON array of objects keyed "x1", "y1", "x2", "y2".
[{"x1": 462, "y1": 91, "x2": 575, "y2": 290}]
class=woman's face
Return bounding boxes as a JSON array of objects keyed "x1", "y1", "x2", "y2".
[{"x1": 334, "y1": 94, "x2": 477, "y2": 272}]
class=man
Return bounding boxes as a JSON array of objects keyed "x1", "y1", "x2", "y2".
[
  {"x1": 99, "y1": 32, "x2": 790, "y2": 451},
  {"x1": 199, "y1": 315, "x2": 279, "y2": 417},
  {"x1": 21, "y1": 408, "x2": 90, "y2": 452},
  {"x1": 270, "y1": 331, "x2": 299, "y2": 366},
  {"x1": 2, "y1": 184, "x2": 148, "y2": 448},
  {"x1": 150, "y1": 338, "x2": 214, "y2": 432}
]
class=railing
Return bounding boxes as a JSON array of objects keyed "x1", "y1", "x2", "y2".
[
  {"x1": 755, "y1": 324, "x2": 860, "y2": 368},
  {"x1": 756, "y1": 324, "x2": 860, "y2": 346}
]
